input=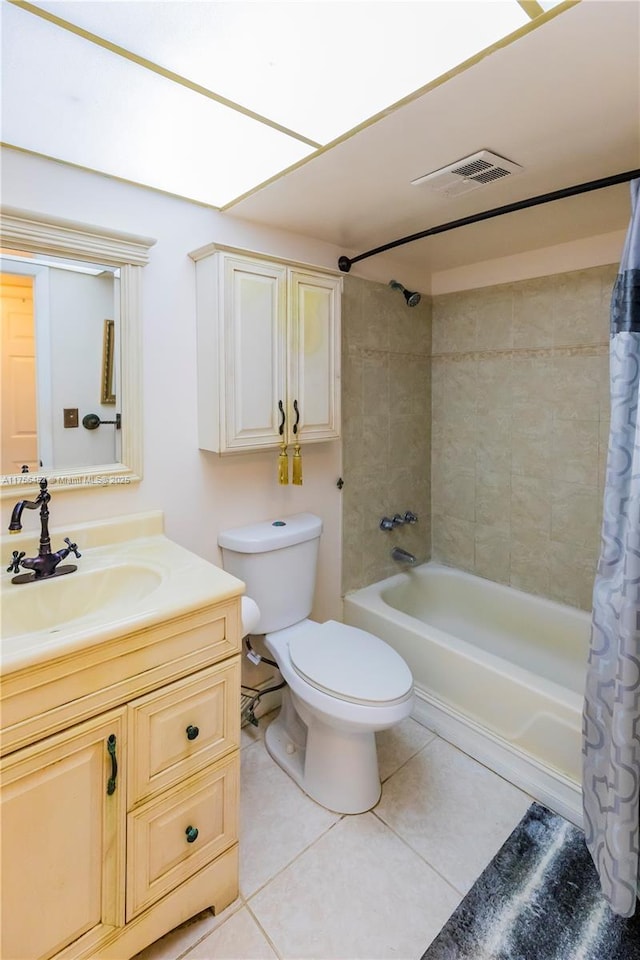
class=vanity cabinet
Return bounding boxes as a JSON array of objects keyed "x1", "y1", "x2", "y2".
[
  {"x1": 191, "y1": 246, "x2": 342, "y2": 454},
  {"x1": 0, "y1": 596, "x2": 242, "y2": 960}
]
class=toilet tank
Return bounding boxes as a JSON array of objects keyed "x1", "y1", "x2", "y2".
[{"x1": 218, "y1": 513, "x2": 322, "y2": 634}]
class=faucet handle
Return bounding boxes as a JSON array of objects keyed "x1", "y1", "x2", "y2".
[
  {"x1": 403, "y1": 511, "x2": 418, "y2": 524},
  {"x1": 379, "y1": 517, "x2": 395, "y2": 531},
  {"x1": 64, "y1": 538, "x2": 82, "y2": 558},
  {"x1": 7, "y1": 551, "x2": 25, "y2": 574}
]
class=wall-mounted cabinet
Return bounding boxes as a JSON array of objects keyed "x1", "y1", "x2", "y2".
[{"x1": 190, "y1": 246, "x2": 342, "y2": 454}]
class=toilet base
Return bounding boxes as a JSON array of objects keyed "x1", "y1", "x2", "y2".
[{"x1": 264, "y1": 690, "x2": 382, "y2": 814}]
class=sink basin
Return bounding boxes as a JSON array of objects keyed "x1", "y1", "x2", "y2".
[
  {"x1": 2, "y1": 563, "x2": 163, "y2": 639},
  {"x1": 0, "y1": 513, "x2": 245, "y2": 674}
]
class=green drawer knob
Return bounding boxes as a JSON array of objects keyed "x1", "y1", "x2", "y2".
[
  {"x1": 186, "y1": 725, "x2": 199, "y2": 741},
  {"x1": 185, "y1": 825, "x2": 199, "y2": 843}
]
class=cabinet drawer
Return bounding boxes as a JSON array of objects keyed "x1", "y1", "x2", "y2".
[
  {"x1": 128, "y1": 659, "x2": 240, "y2": 805},
  {"x1": 126, "y1": 754, "x2": 239, "y2": 920}
]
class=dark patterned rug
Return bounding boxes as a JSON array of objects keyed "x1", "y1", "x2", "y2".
[{"x1": 422, "y1": 802, "x2": 640, "y2": 960}]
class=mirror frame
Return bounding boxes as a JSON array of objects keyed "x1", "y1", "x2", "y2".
[{"x1": 0, "y1": 207, "x2": 156, "y2": 498}]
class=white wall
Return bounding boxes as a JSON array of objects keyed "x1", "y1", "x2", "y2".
[
  {"x1": 431, "y1": 229, "x2": 625, "y2": 294},
  {"x1": 49, "y1": 268, "x2": 116, "y2": 468},
  {"x1": 0, "y1": 148, "x2": 344, "y2": 621}
]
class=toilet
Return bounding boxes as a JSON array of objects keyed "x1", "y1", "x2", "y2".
[{"x1": 218, "y1": 513, "x2": 414, "y2": 814}]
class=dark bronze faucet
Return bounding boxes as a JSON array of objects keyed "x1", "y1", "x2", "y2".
[{"x1": 6, "y1": 478, "x2": 81, "y2": 584}]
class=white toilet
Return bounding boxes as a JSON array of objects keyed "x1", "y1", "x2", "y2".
[{"x1": 218, "y1": 513, "x2": 414, "y2": 814}]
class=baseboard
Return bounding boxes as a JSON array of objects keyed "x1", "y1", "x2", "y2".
[{"x1": 412, "y1": 686, "x2": 583, "y2": 828}]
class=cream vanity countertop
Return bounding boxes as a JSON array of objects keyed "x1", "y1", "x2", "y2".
[{"x1": 1, "y1": 510, "x2": 245, "y2": 675}]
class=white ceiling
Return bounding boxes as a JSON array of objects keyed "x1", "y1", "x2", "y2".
[
  {"x1": 228, "y1": 0, "x2": 640, "y2": 285},
  {"x1": 1, "y1": 0, "x2": 533, "y2": 206},
  {"x1": 14, "y1": 0, "x2": 531, "y2": 145},
  {"x1": 2, "y1": 1, "x2": 639, "y2": 288}
]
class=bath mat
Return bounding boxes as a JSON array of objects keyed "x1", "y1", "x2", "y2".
[{"x1": 422, "y1": 802, "x2": 640, "y2": 960}]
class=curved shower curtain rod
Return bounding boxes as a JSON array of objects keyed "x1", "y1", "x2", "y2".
[{"x1": 337, "y1": 168, "x2": 640, "y2": 273}]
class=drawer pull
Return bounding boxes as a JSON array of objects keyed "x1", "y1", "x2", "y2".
[
  {"x1": 106, "y1": 734, "x2": 118, "y2": 795},
  {"x1": 186, "y1": 725, "x2": 200, "y2": 741},
  {"x1": 185, "y1": 825, "x2": 199, "y2": 844}
]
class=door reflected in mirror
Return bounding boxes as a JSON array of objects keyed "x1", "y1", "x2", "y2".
[
  {"x1": 1, "y1": 271, "x2": 36, "y2": 472},
  {"x1": 0, "y1": 208, "x2": 153, "y2": 497},
  {"x1": 0, "y1": 250, "x2": 120, "y2": 475}
]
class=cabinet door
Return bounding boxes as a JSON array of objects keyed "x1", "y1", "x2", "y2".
[
  {"x1": 222, "y1": 256, "x2": 287, "y2": 451},
  {"x1": 288, "y1": 270, "x2": 341, "y2": 443},
  {"x1": 1, "y1": 710, "x2": 126, "y2": 960}
]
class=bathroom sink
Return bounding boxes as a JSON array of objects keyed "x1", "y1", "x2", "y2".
[
  {"x1": 1, "y1": 512, "x2": 246, "y2": 673},
  {"x1": 1, "y1": 563, "x2": 163, "y2": 639}
]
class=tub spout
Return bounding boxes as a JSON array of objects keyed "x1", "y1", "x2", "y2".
[{"x1": 391, "y1": 547, "x2": 417, "y2": 565}]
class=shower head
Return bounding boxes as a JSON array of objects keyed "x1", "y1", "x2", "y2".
[{"x1": 389, "y1": 280, "x2": 421, "y2": 307}]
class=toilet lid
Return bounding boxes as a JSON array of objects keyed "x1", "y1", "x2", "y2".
[{"x1": 288, "y1": 621, "x2": 413, "y2": 706}]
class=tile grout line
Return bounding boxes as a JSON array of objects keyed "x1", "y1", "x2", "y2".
[
  {"x1": 370, "y1": 798, "x2": 472, "y2": 903},
  {"x1": 242, "y1": 814, "x2": 346, "y2": 903},
  {"x1": 372, "y1": 736, "x2": 466, "y2": 901},
  {"x1": 243, "y1": 900, "x2": 285, "y2": 960},
  {"x1": 378, "y1": 730, "x2": 439, "y2": 788},
  {"x1": 374, "y1": 732, "x2": 535, "y2": 901}
]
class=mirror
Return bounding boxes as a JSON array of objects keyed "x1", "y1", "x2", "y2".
[
  {"x1": 0, "y1": 208, "x2": 155, "y2": 498},
  {"x1": 1, "y1": 251, "x2": 121, "y2": 474}
]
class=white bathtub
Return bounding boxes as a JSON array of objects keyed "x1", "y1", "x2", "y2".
[{"x1": 343, "y1": 562, "x2": 591, "y2": 824}]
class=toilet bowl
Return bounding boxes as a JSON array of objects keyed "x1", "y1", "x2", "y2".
[
  {"x1": 218, "y1": 513, "x2": 414, "y2": 814},
  {"x1": 263, "y1": 619, "x2": 413, "y2": 813}
]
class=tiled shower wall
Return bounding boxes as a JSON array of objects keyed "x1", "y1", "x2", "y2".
[
  {"x1": 431, "y1": 264, "x2": 616, "y2": 610},
  {"x1": 341, "y1": 275, "x2": 432, "y2": 593}
]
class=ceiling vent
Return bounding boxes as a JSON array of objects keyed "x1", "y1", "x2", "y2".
[{"x1": 411, "y1": 150, "x2": 523, "y2": 198}]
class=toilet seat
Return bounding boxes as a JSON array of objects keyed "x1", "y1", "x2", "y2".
[{"x1": 288, "y1": 621, "x2": 413, "y2": 706}]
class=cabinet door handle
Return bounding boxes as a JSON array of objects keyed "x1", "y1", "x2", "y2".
[
  {"x1": 106, "y1": 734, "x2": 118, "y2": 795},
  {"x1": 292, "y1": 399, "x2": 300, "y2": 435},
  {"x1": 278, "y1": 400, "x2": 286, "y2": 435},
  {"x1": 185, "y1": 825, "x2": 199, "y2": 843},
  {"x1": 186, "y1": 724, "x2": 200, "y2": 741}
]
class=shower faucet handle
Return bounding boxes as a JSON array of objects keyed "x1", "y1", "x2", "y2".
[{"x1": 380, "y1": 513, "x2": 417, "y2": 530}]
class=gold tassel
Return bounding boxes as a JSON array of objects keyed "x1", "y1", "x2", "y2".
[
  {"x1": 292, "y1": 440, "x2": 303, "y2": 485},
  {"x1": 278, "y1": 441, "x2": 289, "y2": 484}
]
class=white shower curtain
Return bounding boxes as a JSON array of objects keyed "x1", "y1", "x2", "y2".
[{"x1": 582, "y1": 177, "x2": 640, "y2": 918}]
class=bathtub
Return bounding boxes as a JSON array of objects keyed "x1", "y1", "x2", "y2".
[{"x1": 343, "y1": 562, "x2": 591, "y2": 825}]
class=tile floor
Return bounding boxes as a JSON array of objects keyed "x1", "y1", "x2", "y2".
[{"x1": 134, "y1": 714, "x2": 533, "y2": 960}]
